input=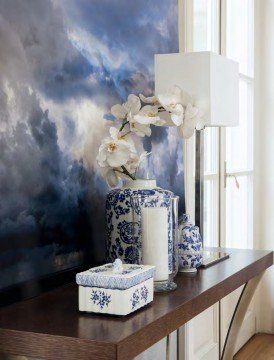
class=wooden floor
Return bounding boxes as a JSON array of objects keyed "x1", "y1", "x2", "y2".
[{"x1": 234, "y1": 333, "x2": 274, "y2": 360}]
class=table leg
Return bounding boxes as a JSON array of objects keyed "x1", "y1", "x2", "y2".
[
  {"x1": 221, "y1": 272, "x2": 264, "y2": 360},
  {"x1": 166, "y1": 333, "x2": 170, "y2": 360}
]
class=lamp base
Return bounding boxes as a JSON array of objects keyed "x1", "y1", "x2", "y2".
[{"x1": 179, "y1": 268, "x2": 197, "y2": 273}]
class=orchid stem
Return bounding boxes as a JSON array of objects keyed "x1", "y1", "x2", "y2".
[
  {"x1": 119, "y1": 120, "x2": 129, "y2": 132},
  {"x1": 121, "y1": 166, "x2": 136, "y2": 180},
  {"x1": 120, "y1": 131, "x2": 131, "y2": 138}
]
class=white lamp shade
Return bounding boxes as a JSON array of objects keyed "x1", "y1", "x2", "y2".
[{"x1": 155, "y1": 51, "x2": 239, "y2": 127}]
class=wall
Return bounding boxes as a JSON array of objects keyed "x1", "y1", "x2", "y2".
[
  {"x1": 0, "y1": 0, "x2": 184, "y2": 297},
  {"x1": 254, "y1": 0, "x2": 274, "y2": 333}
]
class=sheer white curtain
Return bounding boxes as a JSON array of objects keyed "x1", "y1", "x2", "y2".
[{"x1": 254, "y1": 0, "x2": 274, "y2": 333}]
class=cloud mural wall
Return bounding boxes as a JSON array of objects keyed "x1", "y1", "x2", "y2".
[{"x1": 0, "y1": 0, "x2": 183, "y2": 291}]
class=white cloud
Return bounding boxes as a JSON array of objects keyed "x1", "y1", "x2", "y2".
[
  {"x1": 68, "y1": 25, "x2": 129, "y2": 71},
  {"x1": 40, "y1": 95, "x2": 107, "y2": 169}
]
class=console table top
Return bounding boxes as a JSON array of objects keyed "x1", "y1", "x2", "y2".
[{"x1": 0, "y1": 248, "x2": 272, "y2": 360}]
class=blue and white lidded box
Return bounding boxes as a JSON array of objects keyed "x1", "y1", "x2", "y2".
[{"x1": 76, "y1": 259, "x2": 155, "y2": 316}]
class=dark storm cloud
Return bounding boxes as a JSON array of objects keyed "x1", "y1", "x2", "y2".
[
  {"x1": 63, "y1": 0, "x2": 178, "y2": 60},
  {"x1": 0, "y1": 90, "x2": 91, "y2": 248},
  {"x1": 0, "y1": 1, "x2": 92, "y2": 276},
  {"x1": 0, "y1": 0, "x2": 102, "y2": 102},
  {"x1": 0, "y1": 0, "x2": 178, "y2": 103},
  {"x1": 60, "y1": 0, "x2": 178, "y2": 100},
  {"x1": 0, "y1": 0, "x2": 182, "y2": 290}
]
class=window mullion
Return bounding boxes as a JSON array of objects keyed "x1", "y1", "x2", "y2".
[{"x1": 239, "y1": 73, "x2": 254, "y2": 83}]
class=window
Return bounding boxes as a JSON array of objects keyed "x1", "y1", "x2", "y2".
[
  {"x1": 190, "y1": 0, "x2": 254, "y2": 250},
  {"x1": 181, "y1": 1, "x2": 256, "y2": 357},
  {"x1": 192, "y1": 0, "x2": 220, "y2": 247},
  {"x1": 223, "y1": 0, "x2": 254, "y2": 249}
]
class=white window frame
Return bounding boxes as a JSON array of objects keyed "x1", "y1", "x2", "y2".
[
  {"x1": 220, "y1": 0, "x2": 256, "y2": 352},
  {"x1": 179, "y1": 1, "x2": 255, "y2": 358},
  {"x1": 220, "y1": 0, "x2": 254, "y2": 248},
  {"x1": 178, "y1": 1, "x2": 221, "y2": 359},
  {"x1": 180, "y1": 0, "x2": 221, "y2": 247}
]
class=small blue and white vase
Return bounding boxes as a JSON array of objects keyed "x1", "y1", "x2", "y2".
[
  {"x1": 106, "y1": 179, "x2": 174, "y2": 265},
  {"x1": 178, "y1": 214, "x2": 203, "y2": 273}
]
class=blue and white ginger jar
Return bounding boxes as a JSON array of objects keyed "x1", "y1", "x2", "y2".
[
  {"x1": 178, "y1": 214, "x2": 203, "y2": 272},
  {"x1": 106, "y1": 179, "x2": 173, "y2": 265}
]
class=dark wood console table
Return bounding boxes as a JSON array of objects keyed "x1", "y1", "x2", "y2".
[{"x1": 0, "y1": 248, "x2": 272, "y2": 360}]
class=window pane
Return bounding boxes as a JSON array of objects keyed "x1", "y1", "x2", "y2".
[
  {"x1": 226, "y1": 79, "x2": 253, "y2": 172},
  {"x1": 204, "y1": 178, "x2": 218, "y2": 246},
  {"x1": 226, "y1": 175, "x2": 253, "y2": 249},
  {"x1": 193, "y1": 0, "x2": 219, "y2": 52},
  {"x1": 193, "y1": 1, "x2": 219, "y2": 245},
  {"x1": 204, "y1": 127, "x2": 219, "y2": 175},
  {"x1": 226, "y1": 0, "x2": 254, "y2": 76}
]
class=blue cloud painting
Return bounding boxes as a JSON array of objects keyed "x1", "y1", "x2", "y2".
[{"x1": 0, "y1": 0, "x2": 183, "y2": 290}]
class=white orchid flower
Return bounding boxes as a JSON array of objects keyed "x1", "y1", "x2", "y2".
[
  {"x1": 133, "y1": 105, "x2": 165, "y2": 126},
  {"x1": 139, "y1": 94, "x2": 159, "y2": 105},
  {"x1": 96, "y1": 127, "x2": 136, "y2": 168},
  {"x1": 111, "y1": 94, "x2": 141, "y2": 120},
  {"x1": 101, "y1": 166, "x2": 120, "y2": 188},
  {"x1": 157, "y1": 87, "x2": 184, "y2": 126},
  {"x1": 130, "y1": 121, "x2": 152, "y2": 137},
  {"x1": 166, "y1": 85, "x2": 194, "y2": 107},
  {"x1": 124, "y1": 94, "x2": 141, "y2": 114},
  {"x1": 177, "y1": 104, "x2": 204, "y2": 139},
  {"x1": 157, "y1": 85, "x2": 196, "y2": 127},
  {"x1": 170, "y1": 104, "x2": 184, "y2": 126},
  {"x1": 126, "y1": 151, "x2": 151, "y2": 174}
]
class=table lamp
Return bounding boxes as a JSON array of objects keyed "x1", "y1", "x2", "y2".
[{"x1": 155, "y1": 51, "x2": 239, "y2": 233}]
